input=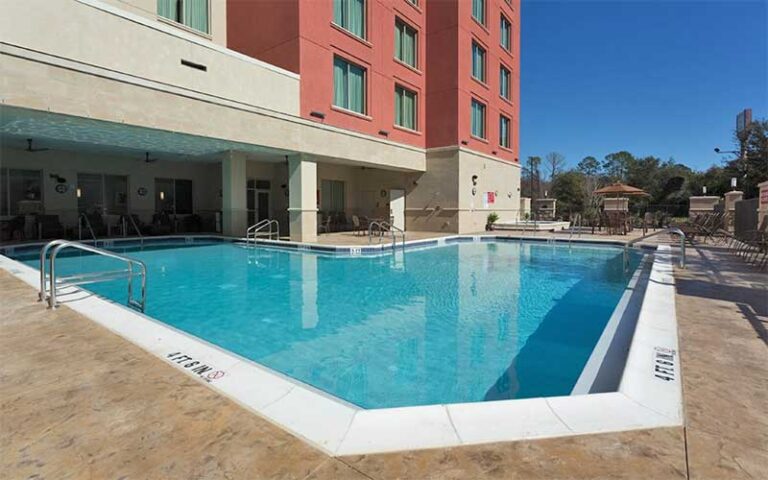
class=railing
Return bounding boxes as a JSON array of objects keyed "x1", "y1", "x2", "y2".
[
  {"x1": 568, "y1": 213, "x2": 583, "y2": 246},
  {"x1": 368, "y1": 220, "x2": 406, "y2": 249},
  {"x1": 78, "y1": 212, "x2": 96, "y2": 241},
  {"x1": 39, "y1": 240, "x2": 147, "y2": 312},
  {"x1": 122, "y1": 214, "x2": 144, "y2": 244},
  {"x1": 624, "y1": 227, "x2": 686, "y2": 270},
  {"x1": 246, "y1": 219, "x2": 280, "y2": 245}
]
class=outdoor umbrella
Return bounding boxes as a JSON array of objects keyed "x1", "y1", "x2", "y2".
[{"x1": 593, "y1": 182, "x2": 649, "y2": 197}]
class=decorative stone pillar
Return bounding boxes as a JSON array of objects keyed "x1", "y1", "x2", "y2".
[
  {"x1": 221, "y1": 151, "x2": 247, "y2": 237},
  {"x1": 288, "y1": 155, "x2": 317, "y2": 242},
  {"x1": 724, "y1": 191, "x2": 743, "y2": 230},
  {"x1": 758, "y1": 181, "x2": 768, "y2": 225}
]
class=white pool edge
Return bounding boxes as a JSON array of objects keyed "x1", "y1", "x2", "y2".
[{"x1": 0, "y1": 241, "x2": 682, "y2": 456}]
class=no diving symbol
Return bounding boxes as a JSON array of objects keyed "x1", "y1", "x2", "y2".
[{"x1": 206, "y1": 370, "x2": 225, "y2": 381}]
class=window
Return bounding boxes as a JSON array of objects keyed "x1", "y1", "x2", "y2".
[
  {"x1": 157, "y1": 0, "x2": 209, "y2": 34},
  {"x1": 500, "y1": 15, "x2": 511, "y2": 50},
  {"x1": 395, "y1": 19, "x2": 418, "y2": 68},
  {"x1": 155, "y1": 178, "x2": 193, "y2": 214},
  {"x1": 333, "y1": 56, "x2": 367, "y2": 114},
  {"x1": 499, "y1": 115, "x2": 511, "y2": 148},
  {"x1": 472, "y1": 0, "x2": 486, "y2": 25},
  {"x1": 471, "y1": 99, "x2": 486, "y2": 139},
  {"x1": 471, "y1": 42, "x2": 486, "y2": 82},
  {"x1": 333, "y1": 0, "x2": 366, "y2": 39},
  {"x1": 321, "y1": 179, "x2": 345, "y2": 212},
  {"x1": 0, "y1": 168, "x2": 42, "y2": 216},
  {"x1": 395, "y1": 85, "x2": 417, "y2": 130},
  {"x1": 500, "y1": 66, "x2": 511, "y2": 100},
  {"x1": 76, "y1": 173, "x2": 128, "y2": 214}
]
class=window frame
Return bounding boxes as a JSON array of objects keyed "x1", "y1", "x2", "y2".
[
  {"x1": 394, "y1": 84, "x2": 418, "y2": 131},
  {"x1": 471, "y1": 98, "x2": 487, "y2": 140},
  {"x1": 332, "y1": 0, "x2": 367, "y2": 40},
  {"x1": 0, "y1": 168, "x2": 43, "y2": 216},
  {"x1": 472, "y1": 0, "x2": 486, "y2": 26},
  {"x1": 157, "y1": 0, "x2": 211, "y2": 35},
  {"x1": 499, "y1": 115, "x2": 511, "y2": 149},
  {"x1": 499, "y1": 65, "x2": 511, "y2": 100},
  {"x1": 155, "y1": 177, "x2": 193, "y2": 215},
  {"x1": 394, "y1": 17, "x2": 419, "y2": 69},
  {"x1": 471, "y1": 41, "x2": 487, "y2": 83},
  {"x1": 500, "y1": 14, "x2": 512, "y2": 51},
  {"x1": 333, "y1": 55, "x2": 368, "y2": 115}
]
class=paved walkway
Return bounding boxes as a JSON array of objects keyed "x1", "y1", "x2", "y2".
[{"x1": 1, "y1": 242, "x2": 765, "y2": 479}]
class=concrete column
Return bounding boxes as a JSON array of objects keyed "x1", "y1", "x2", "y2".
[
  {"x1": 724, "y1": 191, "x2": 743, "y2": 230},
  {"x1": 758, "y1": 181, "x2": 768, "y2": 225},
  {"x1": 288, "y1": 155, "x2": 317, "y2": 242},
  {"x1": 222, "y1": 152, "x2": 247, "y2": 236}
]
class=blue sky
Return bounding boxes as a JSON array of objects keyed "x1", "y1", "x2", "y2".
[{"x1": 520, "y1": 0, "x2": 768, "y2": 172}]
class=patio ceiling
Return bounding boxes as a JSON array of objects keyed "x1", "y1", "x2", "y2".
[{"x1": 0, "y1": 106, "x2": 292, "y2": 163}]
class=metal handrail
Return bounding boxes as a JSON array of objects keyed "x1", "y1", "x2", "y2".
[
  {"x1": 368, "y1": 220, "x2": 405, "y2": 249},
  {"x1": 122, "y1": 214, "x2": 144, "y2": 244},
  {"x1": 568, "y1": 213, "x2": 583, "y2": 245},
  {"x1": 624, "y1": 226, "x2": 686, "y2": 270},
  {"x1": 78, "y1": 212, "x2": 96, "y2": 241},
  {"x1": 246, "y1": 219, "x2": 279, "y2": 245},
  {"x1": 39, "y1": 240, "x2": 147, "y2": 311}
]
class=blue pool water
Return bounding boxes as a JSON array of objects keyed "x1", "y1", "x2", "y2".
[{"x1": 16, "y1": 240, "x2": 642, "y2": 408}]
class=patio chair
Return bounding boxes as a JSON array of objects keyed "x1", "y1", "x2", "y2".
[
  {"x1": 318, "y1": 215, "x2": 332, "y2": 234},
  {"x1": 351, "y1": 215, "x2": 369, "y2": 236}
]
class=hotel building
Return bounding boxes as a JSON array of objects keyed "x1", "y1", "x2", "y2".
[{"x1": 0, "y1": 0, "x2": 520, "y2": 242}]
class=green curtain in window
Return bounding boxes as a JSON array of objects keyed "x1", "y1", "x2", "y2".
[
  {"x1": 501, "y1": 17, "x2": 510, "y2": 50},
  {"x1": 402, "y1": 90, "x2": 414, "y2": 129},
  {"x1": 473, "y1": 0, "x2": 485, "y2": 23},
  {"x1": 348, "y1": 0, "x2": 365, "y2": 38},
  {"x1": 500, "y1": 68, "x2": 509, "y2": 99},
  {"x1": 500, "y1": 117, "x2": 509, "y2": 147},
  {"x1": 333, "y1": 0, "x2": 344, "y2": 27},
  {"x1": 402, "y1": 27, "x2": 415, "y2": 66},
  {"x1": 348, "y1": 63, "x2": 365, "y2": 113},
  {"x1": 395, "y1": 23, "x2": 402, "y2": 62},
  {"x1": 333, "y1": 57, "x2": 348, "y2": 109},
  {"x1": 157, "y1": 0, "x2": 177, "y2": 21},
  {"x1": 472, "y1": 44, "x2": 484, "y2": 81},
  {"x1": 395, "y1": 89, "x2": 403, "y2": 127},
  {"x1": 472, "y1": 101, "x2": 485, "y2": 138},
  {"x1": 183, "y1": 0, "x2": 209, "y2": 33}
]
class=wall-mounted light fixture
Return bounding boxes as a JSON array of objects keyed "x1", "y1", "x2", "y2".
[
  {"x1": 160, "y1": 191, "x2": 165, "y2": 200},
  {"x1": 378, "y1": 130, "x2": 389, "y2": 136},
  {"x1": 76, "y1": 188, "x2": 82, "y2": 198},
  {"x1": 472, "y1": 175, "x2": 478, "y2": 186},
  {"x1": 461, "y1": 140, "x2": 469, "y2": 145},
  {"x1": 49, "y1": 174, "x2": 67, "y2": 183},
  {"x1": 310, "y1": 111, "x2": 326, "y2": 119}
]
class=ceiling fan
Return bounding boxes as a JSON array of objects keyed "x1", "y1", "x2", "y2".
[
  {"x1": 144, "y1": 152, "x2": 158, "y2": 163},
  {"x1": 26, "y1": 138, "x2": 50, "y2": 152}
]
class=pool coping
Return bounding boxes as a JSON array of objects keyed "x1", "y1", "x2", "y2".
[{"x1": 0, "y1": 237, "x2": 682, "y2": 456}]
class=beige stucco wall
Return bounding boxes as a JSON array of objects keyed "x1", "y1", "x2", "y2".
[
  {"x1": 100, "y1": 0, "x2": 228, "y2": 45},
  {"x1": 1, "y1": 0, "x2": 292, "y2": 114},
  {"x1": 457, "y1": 150, "x2": 522, "y2": 234},
  {"x1": 0, "y1": 146, "x2": 221, "y2": 228},
  {"x1": 404, "y1": 148, "x2": 521, "y2": 233},
  {"x1": 689, "y1": 196, "x2": 720, "y2": 216}
]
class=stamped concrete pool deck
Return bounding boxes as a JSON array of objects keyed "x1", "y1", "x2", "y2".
[{"x1": 1, "y1": 239, "x2": 766, "y2": 479}]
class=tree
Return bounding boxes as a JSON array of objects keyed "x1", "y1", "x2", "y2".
[
  {"x1": 522, "y1": 156, "x2": 542, "y2": 199},
  {"x1": 576, "y1": 156, "x2": 600, "y2": 177},
  {"x1": 551, "y1": 171, "x2": 585, "y2": 217},
  {"x1": 544, "y1": 152, "x2": 565, "y2": 182},
  {"x1": 732, "y1": 119, "x2": 768, "y2": 197},
  {"x1": 602, "y1": 151, "x2": 635, "y2": 182}
]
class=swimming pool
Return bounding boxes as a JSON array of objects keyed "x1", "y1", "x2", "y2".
[{"x1": 12, "y1": 239, "x2": 643, "y2": 409}]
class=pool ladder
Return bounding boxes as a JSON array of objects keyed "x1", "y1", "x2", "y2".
[
  {"x1": 38, "y1": 240, "x2": 147, "y2": 312},
  {"x1": 623, "y1": 227, "x2": 686, "y2": 271},
  {"x1": 368, "y1": 221, "x2": 405, "y2": 249},
  {"x1": 246, "y1": 219, "x2": 280, "y2": 245}
]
